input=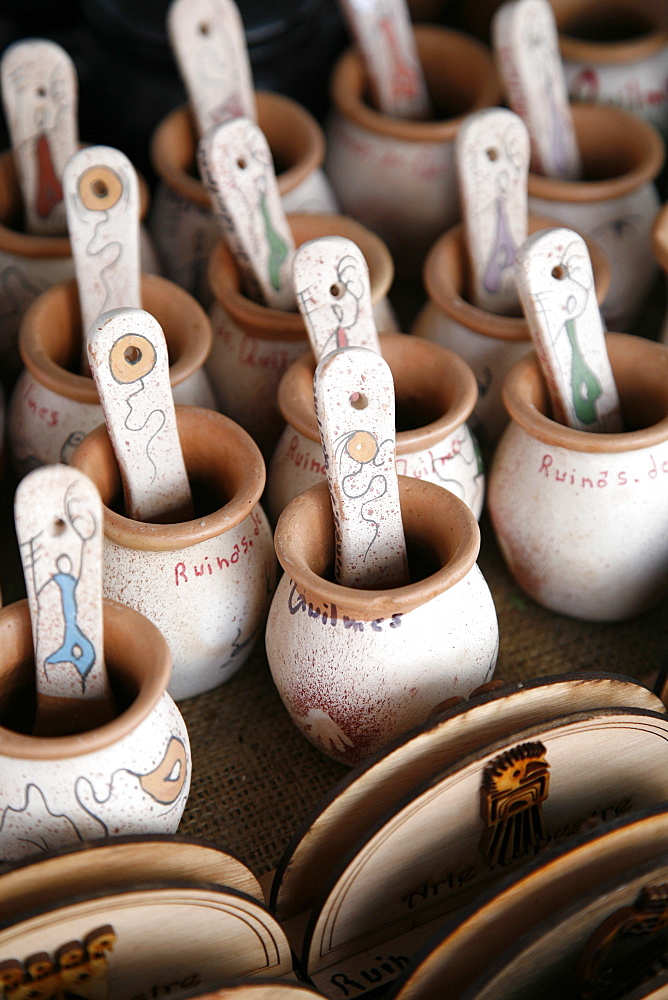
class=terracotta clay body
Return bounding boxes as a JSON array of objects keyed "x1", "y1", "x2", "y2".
[
  {"x1": 0, "y1": 598, "x2": 191, "y2": 864},
  {"x1": 488, "y1": 333, "x2": 668, "y2": 621},
  {"x1": 266, "y1": 477, "x2": 499, "y2": 766}
]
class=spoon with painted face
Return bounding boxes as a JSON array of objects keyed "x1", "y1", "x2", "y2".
[
  {"x1": 314, "y1": 345, "x2": 410, "y2": 589},
  {"x1": 1, "y1": 38, "x2": 78, "y2": 236},
  {"x1": 15, "y1": 463, "x2": 117, "y2": 736}
]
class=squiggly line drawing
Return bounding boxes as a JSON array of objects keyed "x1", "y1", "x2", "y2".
[
  {"x1": 122, "y1": 382, "x2": 165, "y2": 486},
  {"x1": 334, "y1": 428, "x2": 393, "y2": 562}
]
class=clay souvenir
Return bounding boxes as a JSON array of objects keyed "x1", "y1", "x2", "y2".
[
  {"x1": 149, "y1": 0, "x2": 338, "y2": 308},
  {"x1": 324, "y1": 24, "x2": 501, "y2": 279},
  {"x1": 0, "y1": 39, "x2": 159, "y2": 384},
  {"x1": 488, "y1": 230, "x2": 668, "y2": 621},
  {"x1": 299, "y1": 706, "x2": 668, "y2": 996},
  {"x1": 267, "y1": 235, "x2": 484, "y2": 522},
  {"x1": 72, "y1": 308, "x2": 276, "y2": 701},
  {"x1": 266, "y1": 347, "x2": 498, "y2": 766},
  {"x1": 552, "y1": 0, "x2": 668, "y2": 138},
  {"x1": 411, "y1": 213, "x2": 610, "y2": 450}
]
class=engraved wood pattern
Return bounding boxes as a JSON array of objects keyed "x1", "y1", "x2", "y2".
[
  {"x1": 14, "y1": 464, "x2": 115, "y2": 735},
  {"x1": 63, "y1": 145, "x2": 142, "y2": 375},
  {"x1": 87, "y1": 307, "x2": 193, "y2": 523},
  {"x1": 314, "y1": 346, "x2": 409, "y2": 588},
  {"x1": 455, "y1": 108, "x2": 530, "y2": 315},
  {"x1": 338, "y1": 0, "x2": 431, "y2": 119},
  {"x1": 0, "y1": 38, "x2": 78, "y2": 236},
  {"x1": 167, "y1": 0, "x2": 256, "y2": 135},
  {"x1": 293, "y1": 236, "x2": 382, "y2": 360},
  {"x1": 514, "y1": 227, "x2": 623, "y2": 432},
  {"x1": 197, "y1": 116, "x2": 296, "y2": 309},
  {"x1": 492, "y1": 0, "x2": 582, "y2": 180}
]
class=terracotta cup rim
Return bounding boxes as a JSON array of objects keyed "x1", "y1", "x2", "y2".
[
  {"x1": 554, "y1": 1, "x2": 668, "y2": 63},
  {"x1": 277, "y1": 331, "x2": 478, "y2": 453},
  {"x1": 0, "y1": 598, "x2": 171, "y2": 760},
  {"x1": 329, "y1": 24, "x2": 501, "y2": 142},
  {"x1": 18, "y1": 273, "x2": 212, "y2": 405},
  {"x1": 0, "y1": 146, "x2": 152, "y2": 258},
  {"x1": 527, "y1": 102, "x2": 665, "y2": 203},
  {"x1": 502, "y1": 332, "x2": 668, "y2": 452},
  {"x1": 70, "y1": 405, "x2": 266, "y2": 551},
  {"x1": 274, "y1": 475, "x2": 481, "y2": 621},
  {"x1": 208, "y1": 212, "x2": 394, "y2": 344},
  {"x1": 422, "y1": 213, "x2": 611, "y2": 342},
  {"x1": 150, "y1": 90, "x2": 326, "y2": 209},
  {"x1": 652, "y1": 202, "x2": 668, "y2": 272}
]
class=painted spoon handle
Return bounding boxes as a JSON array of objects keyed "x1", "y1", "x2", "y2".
[
  {"x1": 338, "y1": 0, "x2": 431, "y2": 119},
  {"x1": 492, "y1": 0, "x2": 582, "y2": 180},
  {"x1": 87, "y1": 307, "x2": 194, "y2": 522},
  {"x1": 293, "y1": 236, "x2": 382, "y2": 360},
  {"x1": 514, "y1": 227, "x2": 624, "y2": 432},
  {"x1": 167, "y1": 0, "x2": 256, "y2": 134},
  {"x1": 15, "y1": 464, "x2": 116, "y2": 736},
  {"x1": 1, "y1": 38, "x2": 79, "y2": 235},
  {"x1": 197, "y1": 116, "x2": 296, "y2": 309},
  {"x1": 456, "y1": 107, "x2": 530, "y2": 315},
  {"x1": 314, "y1": 345, "x2": 410, "y2": 588},
  {"x1": 63, "y1": 145, "x2": 142, "y2": 375}
]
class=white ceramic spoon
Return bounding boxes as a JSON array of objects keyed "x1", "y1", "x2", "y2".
[
  {"x1": 456, "y1": 107, "x2": 530, "y2": 315},
  {"x1": 314, "y1": 345, "x2": 410, "y2": 589},
  {"x1": 492, "y1": 0, "x2": 582, "y2": 179},
  {"x1": 63, "y1": 145, "x2": 142, "y2": 375},
  {"x1": 338, "y1": 0, "x2": 431, "y2": 119},
  {"x1": 514, "y1": 226, "x2": 624, "y2": 432},
  {"x1": 292, "y1": 235, "x2": 382, "y2": 359},
  {"x1": 87, "y1": 306, "x2": 193, "y2": 522},
  {"x1": 167, "y1": 0, "x2": 256, "y2": 134},
  {"x1": 15, "y1": 463, "x2": 116, "y2": 736},
  {"x1": 197, "y1": 115, "x2": 296, "y2": 309},
  {"x1": 1, "y1": 38, "x2": 78, "y2": 235}
]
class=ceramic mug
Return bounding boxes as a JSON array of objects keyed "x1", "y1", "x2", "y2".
[
  {"x1": 149, "y1": 91, "x2": 339, "y2": 308},
  {"x1": 487, "y1": 332, "x2": 668, "y2": 622},
  {"x1": 527, "y1": 102, "x2": 665, "y2": 331},
  {"x1": 551, "y1": 0, "x2": 668, "y2": 137},
  {"x1": 411, "y1": 213, "x2": 611, "y2": 451},
  {"x1": 8, "y1": 272, "x2": 216, "y2": 477},
  {"x1": 0, "y1": 598, "x2": 191, "y2": 865},
  {"x1": 206, "y1": 212, "x2": 397, "y2": 460},
  {"x1": 71, "y1": 406, "x2": 277, "y2": 702},
  {"x1": 266, "y1": 476, "x2": 499, "y2": 766},
  {"x1": 0, "y1": 148, "x2": 160, "y2": 388},
  {"x1": 267, "y1": 332, "x2": 485, "y2": 524},
  {"x1": 324, "y1": 24, "x2": 501, "y2": 279}
]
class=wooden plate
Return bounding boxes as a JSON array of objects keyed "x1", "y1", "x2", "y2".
[
  {"x1": 0, "y1": 835, "x2": 264, "y2": 924},
  {"x1": 0, "y1": 881, "x2": 293, "y2": 1000},
  {"x1": 271, "y1": 673, "x2": 663, "y2": 933},
  {"x1": 459, "y1": 852, "x2": 668, "y2": 1000},
  {"x1": 389, "y1": 803, "x2": 668, "y2": 1000},
  {"x1": 300, "y1": 707, "x2": 668, "y2": 997}
]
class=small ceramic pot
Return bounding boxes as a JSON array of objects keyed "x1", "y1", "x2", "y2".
[
  {"x1": 206, "y1": 212, "x2": 397, "y2": 459},
  {"x1": 0, "y1": 598, "x2": 191, "y2": 865},
  {"x1": 652, "y1": 201, "x2": 668, "y2": 344},
  {"x1": 324, "y1": 24, "x2": 501, "y2": 279},
  {"x1": 149, "y1": 91, "x2": 340, "y2": 308},
  {"x1": 527, "y1": 102, "x2": 665, "y2": 331},
  {"x1": 267, "y1": 332, "x2": 485, "y2": 524},
  {"x1": 411, "y1": 214, "x2": 611, "y2": 451},
  {"x1": 8, "y1": 272, "x2": 216, "y2": 477},
  {"x1": 488, "y1": 333, "x2": 668, "y2": 622},
  {"x1": 552, "y1": 0, "x2": 668, "y2": 137},
  {"x1": 0, "y1": 148, "x2": 160, "y2": 387},
  {"x1": 71, "y1": 406, "x2": 277, "y2": 702},
  {"x1": 266, "y1": 476, "x2": 499, "y2": 766}
]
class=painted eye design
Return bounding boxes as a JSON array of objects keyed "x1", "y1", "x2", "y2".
[
  {"x1": 78, "y1": 165, "x2": 123, "y2": 211},
  {"x1": 109, "y1": 333, "x2": 156, "y2": 384}
]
